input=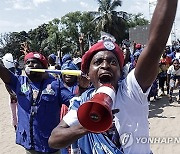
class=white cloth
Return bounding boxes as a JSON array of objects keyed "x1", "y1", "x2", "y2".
[
  {"x1": 113, "y1": 69, "x2": 151, "y2": 154},
  {"x1": 167, "y1": 65, "x2": 180, "y2": 76},
  {"x1": 63, "y1": 109, "x2": 79, "y2": 126},
  {"x1": 175, "y1": 52, "x2": 180, "y2": 59},
  {"x1": 123, "y1": 62, "x2": 131, "y2": 78},
  {"x1": 63, "y1": 97, "x2": 81, "y2": 126}
]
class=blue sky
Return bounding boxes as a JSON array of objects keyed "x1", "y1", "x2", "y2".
[{"x1": 0, "y1": 0, "x2": 180, "y2": 40}]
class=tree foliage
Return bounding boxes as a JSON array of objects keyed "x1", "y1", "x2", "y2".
[
  {"x1": 90, "y1": 0, "x2": 128, "y2": 44},
  {"x1": 127, "y1": 13, "x2": 149, "y2": 28},
  {"x1": 0, "y1": 31, "x2": 28, "y2": 59},
  {"x1": 60, "y1": 11, "x2": 98, "y2": 57},
  {"x1": 27, "y1": 23, "x2": 49, "y2": 52},
  {"x1": 0, "y1": 3, "x2": 149, "y2": 60}
]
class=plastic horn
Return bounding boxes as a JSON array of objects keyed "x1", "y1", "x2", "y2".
[{"x1": 28, "y1": 68, "x2": 82, "y2": 76}]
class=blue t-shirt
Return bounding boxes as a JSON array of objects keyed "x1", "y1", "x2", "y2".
[
  {"x1": 8, "y1": 72, "x2": 74, "y2": 153},
  {"x1": 67, "y1": 88, "x2": 123, "y2": 154}
]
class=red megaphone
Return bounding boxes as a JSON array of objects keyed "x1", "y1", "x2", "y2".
[{"x1": 77, "y1": 84, "x2": 115, "y2": 133}]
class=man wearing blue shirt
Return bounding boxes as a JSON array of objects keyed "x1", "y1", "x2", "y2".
[{"x1": 0, "y1": 52, "x2": 73, "y2": 154}]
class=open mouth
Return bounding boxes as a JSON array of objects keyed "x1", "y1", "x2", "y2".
[{"x1": 99, "y1": 74, "x2": 112, "y2": 84}]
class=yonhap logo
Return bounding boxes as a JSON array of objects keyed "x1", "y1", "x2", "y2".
[{"x1": 120, "y1": 132, "x2": 133, "y2": 148}]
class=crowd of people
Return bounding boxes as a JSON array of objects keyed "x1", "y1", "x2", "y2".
[
  {"x1": 122, "y1": 42, "x2": 180, "y2": 103},
  {"x1": 0, "y1": 0, "x2": 179, "y2": 153}
]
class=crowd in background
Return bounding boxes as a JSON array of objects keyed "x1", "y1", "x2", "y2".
[
  {"x1": 1, "y1": 35, "x2": 180, "y2": 154},
  {"x1": 122, "y1": 41, "x2": 180, "y2": 103},
  {"x1": 2, "y1": 38, "x2": 180, "y2": 133}
]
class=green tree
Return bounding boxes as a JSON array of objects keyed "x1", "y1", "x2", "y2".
[
  {"x1": 42, "y1": 18, "x2": 64, "y2": 56},
  {"x1": 127, "y1": 13, "x2": 149, "y2": 28},
  {"x1": 0, "y1": 31, "x2": 28, "y2": 59},
  {"x1": 0, "y1": 9, "x2": 149, "y2": 60},
  {"x1": 60, "y1": 11, "x2": 97, "y2": 57},
  {"x1": 27, "y1": 24, "x2": 49, "y2": 53},
  {"x1": 90, "y1": 0, "x2": 128, "y2": 44}
]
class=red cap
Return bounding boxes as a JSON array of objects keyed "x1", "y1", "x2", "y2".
[
  {"x1": 81, "y1": 40, "x2": 124, "y2": 74},
  {"x1": 135, "y1": 43, "x2": 141, "y2": 49},
  {"x1": 24, "y1": 52, "x2": 48, "y2": 68}
]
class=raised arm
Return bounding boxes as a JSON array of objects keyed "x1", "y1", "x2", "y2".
[
  {"x1": 135, "y1": 0, "x2": 178, "y2": 92},
  {"x1": 0, "y1": 61, "x2": 11, "y2": 84}
]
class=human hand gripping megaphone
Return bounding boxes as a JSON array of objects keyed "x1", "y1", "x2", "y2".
[{"x1": 77, "y1": 84, "x2": 116, "y2": 133}]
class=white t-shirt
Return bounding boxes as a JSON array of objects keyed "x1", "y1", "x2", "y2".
[
  {"x1": 175, "y1": 52, "x2": 180, "y2": 59},
  {"x1": 167, "y1": 65, "x2": 180, "y2": 76},
  {"x1": 113, "y1": 69, "x2": 151, "y2": 154},
  {"x1": 64, "y1": 69, "x2": 151, "y2": 154},
  {"x1": 123, "y1": 62, "x2": 131, "y2": 78}
]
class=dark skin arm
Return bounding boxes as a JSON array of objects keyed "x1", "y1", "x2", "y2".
[
  {"x1": 48, "y1": 109, "x2": 119, "y2": 149},
  {"x1": 48, "y1": 120, "x2": 88, "y2": 149},
  {"x1": 167, "y1": 74, "x2": 171, "y2": 86},
  {"x1": 5, "y1": 84, "x2": 17, "y2": 102},
  {"x1": 79, "y1": 34, "x2": 85, "y2": 56},
  {"x1": 135, "y1": 0, "x2": 178, "y2": 92},
  {"x1": 0, "y1": 62, "x2": 11, "y2": 84}
]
